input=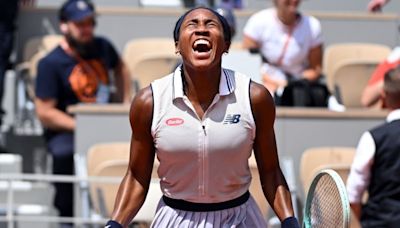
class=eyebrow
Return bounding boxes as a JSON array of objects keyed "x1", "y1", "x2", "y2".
[{"x1": 185, "y1": 18, "x2": 219, "y2": 25}]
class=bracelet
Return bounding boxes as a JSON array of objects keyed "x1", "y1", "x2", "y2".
[
  {"x1": 105, "y1": 220, "x2": 123, "y2": 228},
  {"x1": 282, "y1": 216, "x2": 300, "y2": 228}
]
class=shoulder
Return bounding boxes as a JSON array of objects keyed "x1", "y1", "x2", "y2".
[
  {"x1": 151, "y1": 72, "x2": 175, "y2": 94},
  {"x1": 94, "y1": 36, "x2": 118, "y2": 53},
  {"x1": 152, "y1": 73, "x2": 174, "y2": 85},
  {"x1": 94, "y1": 36, "x2": 113, "y2": 46},
  {"x1": 223, "y1": 68, "x2": 244, "y2": 77},
  {"x1": 249, "y1": 81, "x2": 275, "y2": 120},
  {"x1": 249, "y1": 81, "x2": 274, "y2": 107},
  {"x1": 370, "y1": 120, "x2": 399, "y2": 137},
  {"x1": 246, "y1": 9, "x2": 272, "y2": 25},
  {"x1": 252, "y1": 8, "x2": 273, "y2": 19},
  {"x1": 130, "y1": 86, "x2": 153, "y2": 111},
  {"x1": 38, "y1": 46, "x2": 71, "y2": 73},
  {"x1": 39, "y1": 46, "x2": 65, "y2": 65},
  {"x1": 226, "y1": 69, "x2": 250, "y2": 85},
  {"x1": 129, "y1": 86, "x2": 154, "y2": 126},
  {"x1": 301, "y1": 13, "x2": 321, "y2": 30}
]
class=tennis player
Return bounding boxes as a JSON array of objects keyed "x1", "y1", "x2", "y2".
[{"x1": 106, "y1": 7, "x2": 299, "y2": 228}]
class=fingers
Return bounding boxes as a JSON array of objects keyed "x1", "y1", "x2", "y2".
[{"x1": 367, "y1": 0, "x2": 387, "y2": 12}]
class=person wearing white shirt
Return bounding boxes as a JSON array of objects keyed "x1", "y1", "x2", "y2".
[
  {"x1": 242, "y1": 0, "x2": 323, "y2": 97},
  {"x1": 347, "y1": 66, "x2": 400, "y2": 227}
]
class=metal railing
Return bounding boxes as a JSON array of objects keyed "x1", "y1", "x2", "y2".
[{"x1": 0, "y1": 173, "x2": 123, "y2": 228}]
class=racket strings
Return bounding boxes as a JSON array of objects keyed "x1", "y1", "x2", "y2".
[{"x1": 310, "y1": 175, "x2": 344, "y2": 228}]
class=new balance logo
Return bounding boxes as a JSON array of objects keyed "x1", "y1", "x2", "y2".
[{"x1": 223, "y1": 114, "x2": 241, "y2": 124}]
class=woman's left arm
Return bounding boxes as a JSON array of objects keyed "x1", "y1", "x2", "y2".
[
  {"x1": 250, "y1": 81, "x2": 296, "y2": 222},
  {"x1": 302, "y1": 44, "x2": 323, "y2": 81}
]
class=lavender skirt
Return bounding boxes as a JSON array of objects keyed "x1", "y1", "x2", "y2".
[{"x1": 150, "y1": 195, "x2": 267, "y2": 228}]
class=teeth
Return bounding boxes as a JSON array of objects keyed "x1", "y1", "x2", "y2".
[{"x1": 194, "y1": 39, "x2": 210, "y2": 47}]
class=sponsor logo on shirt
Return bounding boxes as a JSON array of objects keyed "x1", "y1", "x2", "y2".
[
  {"x1": 166, "y1": 118, "x2": 184, "y2": 126},
  {"x1": 69, "y1": 59, "x2": 108, "y2": 102},
  {"x1": 223, "y1": 114, "x2": 241, "y2": 124}
]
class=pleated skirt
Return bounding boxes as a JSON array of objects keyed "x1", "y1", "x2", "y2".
[{"x1": 150, "y1": 195, "x2": 267, "y2": 228}]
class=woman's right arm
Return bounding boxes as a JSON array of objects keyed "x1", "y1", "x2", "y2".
[
  {"x1": 110, "y1": 86, "x2": 155, "y2": 227},
  {"x1": 242, "y1": 35, "x2": 260, "y2": 50}
]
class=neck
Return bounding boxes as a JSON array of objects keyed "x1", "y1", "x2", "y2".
[
  {"x1": 385, "y1": 93, "x2": 400, "y2": 110},
  {"x1": 182, "y1": 64, "x2": 221, "y2": 103},
  {"x1": 276, "y1": 9, "x2": 298, "y2": 26},
  {"x1": 60, "y1": 38, "x2": 78, "y2": 58}
]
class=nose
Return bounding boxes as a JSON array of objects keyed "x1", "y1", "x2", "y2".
[{"x1": 194, "y1": 24, "x2": 209, "y2": 36}]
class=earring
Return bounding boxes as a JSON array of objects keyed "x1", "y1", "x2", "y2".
[{"x1": 60, "y1": 23, "x2": 68, "y2": 33}]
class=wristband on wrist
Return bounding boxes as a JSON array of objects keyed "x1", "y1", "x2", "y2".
[
  {"x1": 282, "y1": 216, "x2": 300, "y2": 228},
  {"x1": 105, "y1": 220, "x2": 123, "y2": 228}
]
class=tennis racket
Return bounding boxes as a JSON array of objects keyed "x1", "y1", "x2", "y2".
[{"x1": 303, "y1": 169, "x2": 350, "y2": 228}]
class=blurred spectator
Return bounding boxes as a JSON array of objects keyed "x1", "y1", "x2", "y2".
[
  {"x1": 242, "y1": 0, "x2": 326, "y2": 106},
  {"x1": 34, "y1": 0, "x2": 131, "y2": 223},
  {"x1": 361, "y1": 47, "x2": 400, "y2": 108},
  {"x1": 219, "y1": 0, "x2": 243, "y2": 9},
  {"x1": 0, "y1": 0, "x2": 35, "y2": 128},
  {"x1": 347, "y1": 66, "x2": 400, "y2": 227},
  {"x1": 367, "y1": 0, "x2": 389, "y2": 12},
  {"x1": 215, "y1": 6, "x2": 236, "y2": 39},
  {"x1": 182, "y1": 0, "x2": 215, "y2": 8}
]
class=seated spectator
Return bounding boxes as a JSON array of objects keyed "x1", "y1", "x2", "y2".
[
  {"x1": 242, "y1": 0, "x2": 323, "y2": 103},
  {"x1": 34, "y1": 0, "x2": 131, "y2": 224},
  {"x1": 361, "y1": 47, "x2": 400, "y2": 108},
  {"x1": 347, "y1": 65, "x2": 400, "y2": 227}
]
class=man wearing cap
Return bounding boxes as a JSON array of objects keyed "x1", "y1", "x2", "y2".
[{"x1": 34, "y1": 0, "x2": 131, "y2": 222}]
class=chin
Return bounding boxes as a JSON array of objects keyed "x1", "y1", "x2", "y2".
[{"x1": 193, "y1": 59, "x2": 220, "y2": 71}]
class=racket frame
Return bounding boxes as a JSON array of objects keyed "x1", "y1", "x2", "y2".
[{"x1": 303, "y1": 169, "x2": 350, "y2": 228}]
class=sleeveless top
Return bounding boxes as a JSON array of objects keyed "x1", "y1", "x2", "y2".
[{"x1": 150, "y1": 66, "x2": 256, "y2": 203}]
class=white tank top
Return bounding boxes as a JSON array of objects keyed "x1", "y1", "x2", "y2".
[{"x1": 151, "y1": 66, "x2": 256, "y2": 203}]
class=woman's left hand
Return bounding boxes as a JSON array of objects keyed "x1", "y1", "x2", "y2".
[{"x1": 301, "y1": 69, "x2": 320, "y2": 82}]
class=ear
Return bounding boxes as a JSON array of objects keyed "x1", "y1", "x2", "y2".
[
  {"x1": 60, "y1": 23, "x2": 68, "y2": 34},
  {"x1": 175, "y1": 41, "x2": 180, "y2": 54},
  {"x1": 224, "y1": 41, "x2": 231, "y2": 53},
  {"x1": 380, "y1": 89, "x2": 387, "y2": 107}
]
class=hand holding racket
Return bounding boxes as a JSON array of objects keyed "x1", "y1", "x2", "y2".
[{"x1": 303, "y1": 169, "x2": 350, "y2": 228}]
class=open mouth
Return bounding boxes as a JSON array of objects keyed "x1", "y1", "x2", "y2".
[{"x1": 193, "y1": 39, "x2": 212, "y2": 53}]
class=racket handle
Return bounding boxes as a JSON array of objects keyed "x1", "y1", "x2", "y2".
[
  {"x1": 282, "y1": 216, "x2": 300, "y2": 228},
  {"x1": 105, "y1": 220, "x2": 123, "y2": 228}
]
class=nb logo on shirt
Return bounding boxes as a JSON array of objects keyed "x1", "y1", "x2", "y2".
[{"x1": 223, "y1": 114, "x2": 241, "y2": 124}]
